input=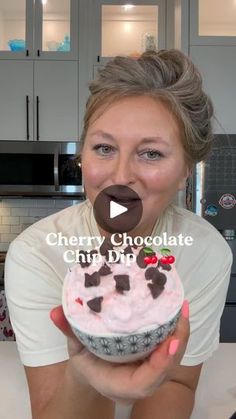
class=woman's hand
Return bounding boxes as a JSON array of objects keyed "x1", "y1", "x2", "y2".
[{"x1": 50, "y1": 300, "x2": 190, "y2": 405}]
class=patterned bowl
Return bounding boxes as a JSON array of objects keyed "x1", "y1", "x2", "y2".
[{"x1": 62, "y1": 284, "x2": 181, "y2": 363}]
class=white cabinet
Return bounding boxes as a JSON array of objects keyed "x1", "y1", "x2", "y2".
[
  {"x1": 0, "y1": 0, "x2": 78, "y2": 59},
  {"x1": 190, "y1": 0, "x2": 236, "y2": 45},
  {"x1": 34, "y1": 61, "x2": 78, "y2": 141},
  {"x1": 0, "y1": 60, "x2": 78, "y2": 141},
  {"x1": 190, "y1": 46, "x2": 236, "y2": 134},
  {"x1": 89, "y1": 0, "x2": 166, "y2": 67},
  {"x1": 0, "y1": 60, "x2": 33, "y2": 140}
]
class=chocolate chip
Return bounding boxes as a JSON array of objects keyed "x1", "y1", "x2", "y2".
[
  {"x1": 99, "y1": 263, "x2": 112, "y2": 276},
  {"x1": 87, "y1": 296, "x2": 103, "y2": 313},
  {"x1": 100, "y1": 238, "x2": 113, "y2": 256},
  {"x1": 153, "y1": 272, "x2": 167, "y2": 287},
  {"x1": 145, "y1": 268, "x2": 167, "y2": 287},
  {"x1": 123, "y1": 245, "x2": 133, "y2": 255},
  {"x1": 158, "y1": 260, "x2": 171, "y2": 271},
  {"x1": 114, "y1": 275, "x2": 130, "y2": 292},
  {"x1": 79, "y1": 250, "x2": 91, "y2": 268},
  {"x1": 147, "y1": 283, "x2": 164, "y2": 299},
  {"x1": 84, "y1": 271, "x2": 100, "y2": 287},
  {"x1": 136, "y1": 248, "x2": 147, "y2": 269},
  {"x1": 145, "y1": 267, "x2": 159, "y2": 280}
]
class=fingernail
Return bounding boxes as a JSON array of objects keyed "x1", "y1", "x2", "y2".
[
  {"x1": 49, "y1": 307, "x2": 56, "y2": 321},
  {"x1": 182, "y1": 300, "x2": 189, "y2": 319},
  {"x1": 168, "y1": 339, "x2": 180, "y2": 356}
]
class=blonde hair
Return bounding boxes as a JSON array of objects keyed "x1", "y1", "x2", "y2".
[{"x1": 80, "y1": 49, "x2": 214, "y2": 166}]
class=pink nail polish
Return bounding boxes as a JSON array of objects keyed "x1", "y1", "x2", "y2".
[
  {"x1": 182, "y1": 300, "x2": 189, "y2": 319},
  {"x1": 168, "y1": 339, "x2": 180, "y2": 356}
]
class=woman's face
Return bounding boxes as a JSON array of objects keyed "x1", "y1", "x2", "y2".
[{"x1": 81, "y1": 95, "x2": 189, "y2": 236}]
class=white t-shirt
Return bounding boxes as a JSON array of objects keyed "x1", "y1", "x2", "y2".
[{"x1": 5, "y1": 200, "x2": 232, "y2": 367}]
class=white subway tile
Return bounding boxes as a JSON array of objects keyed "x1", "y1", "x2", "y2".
[
  {"x1": 47, "y1": 208, "x2": 60, "y2": 216},
  {"x1": 2, "y1": 217, "x2": 19, "y2": 225},
  {"x1": 0, "y1": 225, "x2": 11, "y2": 233},
  {"x1": 29, "y1": 208, "x2": 48, "y2": 217},
  {"x1": 11, "y1": 207, "x2": 29, "y2": 216},
  {"x1": 55, "y1": 200, "x2": 72, "y2": 208},
  {"x1": 1, "y1": 233, "x2": 18, "y2": 243},
  {"x1": 19, "y1": 216, "x2": 40, "y2": 224},
  {"x1": 11, "y1": 225, "x2": 22, "y2": 234},
  {"x1": 36, "y1": 199, "x2": 55, "y2": 208},
  {"x1": 0, "y1": 243, "x2": 9, "y2": 251},
  {"x1": 2, "y1": 199, "x2": 37, "y2": 208},
  {"x1": 0, "y1": 207, "x2": 10, "y2": 216}
]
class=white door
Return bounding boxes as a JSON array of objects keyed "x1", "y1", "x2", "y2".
[
  {"x1": 34, "y1": 60, "x2": 78, "y2": 141},
  {"x1": 0, "y1": 60, "x2": 33, "y2": 140}
]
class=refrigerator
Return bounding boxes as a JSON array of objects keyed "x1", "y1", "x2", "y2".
[{"x1": 190, "y1": 134, "x2": 236, "y2": 342}]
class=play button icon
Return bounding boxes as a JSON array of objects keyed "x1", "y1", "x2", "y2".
[
  {"x1": 93, "y1": 185, "x2": 143, "y2": 233},
  {"x1": 110, "y1": 201, "x2": 128, "y2": 219}
]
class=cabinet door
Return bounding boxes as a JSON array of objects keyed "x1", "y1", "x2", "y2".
[
  {"x1": 0, "y1": 60, "x2": 33, "y2": 140},
  {"x1": 90, "y1": 0, "x2": 166, "y2": 66},
  {"x1": 190, "y1": 45, "x2": 236, "y2": 133},
  {"x1": 34, "y1": 0, "x2": 78, "y2": 59},
  {"x1": 34, "y1": 60, "x2": 78, "y2": 141},
  {"x1": 0, "y1": 0, "x2": 33, "y2": 59},
  {"x1": 190, "y1": 0, "x2": 236, "y2": 45}
]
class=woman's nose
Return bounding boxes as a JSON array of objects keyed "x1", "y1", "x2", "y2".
[{"x1": 112, "y1": 156, "x2": 136, "y2": 185}]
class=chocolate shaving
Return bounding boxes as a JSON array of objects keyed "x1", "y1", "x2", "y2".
[
  {"x1": 114, "y1": 274, "x2": 130, "y2": 292},
  {"x1": 136, "y1": 248, "x2": 147, "y2": 269},
  {"x1": 100, "y1": 238, "x2": 113, "y2": 256},
  {"x1": 147, "y1": 283, "x2": 164, "y2": 299},
  {"x1": 145, "y1": 267, "x2": 159, "y2": 280},
  {"x1": 99, "y1": 263, "x2": 112, "y2": 276},
  {"x1": 79, "y1": 250, "x2": 91, "y2": 268},
  {"x1": 145, "y1": 268, "x2": 167, "y2": 287},
  {"x1": 123, "y1": 245, "x2": 133, "y2": 255},
  {"x1": 158, "y1": 260, "x2": 171, "y2": 271},
  {"x1": 84, "y1": 271, "x2": 100, "y2": 287},
  {"x1": 87, "y1": 296, "x2": 103, "y2": 313}
]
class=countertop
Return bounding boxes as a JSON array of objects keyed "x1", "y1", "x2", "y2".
[{"x1": 0, "y1": 342, "x2": 235, "y2": 419}]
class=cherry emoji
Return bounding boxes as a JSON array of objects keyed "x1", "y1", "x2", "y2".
[
  {"x1": 167, "y1": 255, "x2": 175, "y2": 264},
  {"x1": 160, "y1": 256, "x2": 169, "y2": 264},
  {"x1": 144, "y1": 256, "x2": 152, "y2": 265},
  {"x1": 151, "y1": 255, "x2": 158, "y2": 264}
]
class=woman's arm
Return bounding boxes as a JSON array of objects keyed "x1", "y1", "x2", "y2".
[
  {"x1": 130, "y1": 363, "x2": 202, "y2": 419},
  {"x1": 25, "y1": 362, "x2": 115, "y2": 419}
]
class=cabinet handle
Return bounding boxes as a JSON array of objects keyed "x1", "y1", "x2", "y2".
[
  {"x1": 36, "y1": 96, "x2": 40, "y2": 141},
  {"x1": 37, "y1": 49, "x2": 40, "y2": 57},
  {"x1": 26, "y1": 95, "x2": 30, "y2": 140},
  {"x1": 54, "y1": 148, "x2": 60, "y2": 192},
  {"x1": 26, "y1": 49, "x2": 29, "y2": 57}
]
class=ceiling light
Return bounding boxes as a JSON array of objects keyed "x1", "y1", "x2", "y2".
[
  {"x1": 123, "y1": 4, "x2": 135, "y2": 11},
  {"x1": 42, "y1": 0, "x2": 47, "y2": 5}
]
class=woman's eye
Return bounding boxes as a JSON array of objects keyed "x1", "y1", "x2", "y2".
[
  {"x1": 93, "y1": 144, "x2": 114, "y2": 156},
  {"x1": 140, "y1": 149, "x2": 164, "y2": 160}
]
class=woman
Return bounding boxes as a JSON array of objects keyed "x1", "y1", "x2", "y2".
[{"x1": 5, "y1": 49, "x2": 232, "y2": 419}]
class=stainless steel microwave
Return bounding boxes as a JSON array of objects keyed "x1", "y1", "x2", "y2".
[{"x1": 0, "y1": 141, "x2": 84, "y2": 197}]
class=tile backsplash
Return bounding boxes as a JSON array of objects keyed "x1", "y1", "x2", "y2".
[{"x1": 0, "y1": 198, "x2": 81, "y2": 252}]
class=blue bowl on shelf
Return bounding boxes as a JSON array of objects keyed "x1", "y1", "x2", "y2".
[{"x1": 8, "y1": 39, "x2": 26, "y2": 52}]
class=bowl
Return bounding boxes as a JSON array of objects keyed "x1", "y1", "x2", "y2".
[
  {"x1": 8, "y1": 39, "x2": 25, "y2": 52},
  {"x1": 62, "y1": 282, "x2": 181, "y2": 363},
  {"x1": 47, "y1": 41, "x2": 60, "y2": 51}
]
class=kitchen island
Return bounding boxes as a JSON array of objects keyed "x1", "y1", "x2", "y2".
[{"x1": 0, "y1": 342, "x2": 235, "y2": 419}]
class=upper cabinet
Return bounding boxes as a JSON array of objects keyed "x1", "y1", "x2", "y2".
[
  {"x1": 190, "y1": 0, "x2": 236, "y2": 45},
  {"x1": 90, "y1": 0, "x2": 166, "y2": 68},
  {"x1": 0, "y1": 0, "x2": 78, "y2": 59}
]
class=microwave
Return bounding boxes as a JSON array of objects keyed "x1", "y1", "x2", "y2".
[{"x1": 0, "y1": 141, "x2": 84, "y2": 198}]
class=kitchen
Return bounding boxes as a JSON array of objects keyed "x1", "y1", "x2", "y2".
[{"x1": 0, "y1": 0, "x2": 236, "y2": 418}]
